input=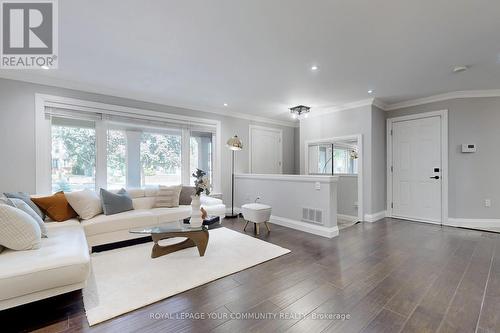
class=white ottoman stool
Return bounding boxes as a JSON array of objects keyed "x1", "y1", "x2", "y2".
[{"x1": 241, "y1": 203, "x2": 272, "y2": 235}]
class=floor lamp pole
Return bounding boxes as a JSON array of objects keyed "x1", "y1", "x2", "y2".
[
  {"x1": 226, "y1": 149, "x2": 238, "y2": 218},
  {"x1": 232, "y1": 149, "x2": 235, "y2": 216}
]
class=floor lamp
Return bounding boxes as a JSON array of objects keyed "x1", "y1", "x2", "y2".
[{"x1": 226, "y1": 135, "x2": 243, "y2": 218}]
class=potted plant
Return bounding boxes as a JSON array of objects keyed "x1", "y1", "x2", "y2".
[{"x1": 190, "y1": 169, "x2": 211, "y2": 227}]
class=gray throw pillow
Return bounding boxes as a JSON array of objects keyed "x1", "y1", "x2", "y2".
[
  {"x1": 179, "y1": 186, "x2": 196, "y2": 205},
  {"x1": 4, "y1": 192, "x2": 46, "y2": 220},
  {"x1": 100, "y1": 188, "x2": 133, "y2": 215},
  {"x1": 5, "y1": 198, "x2": 48, "y2": 238}
]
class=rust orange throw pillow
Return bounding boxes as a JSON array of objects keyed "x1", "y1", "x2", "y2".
[{"x1": 31, "y1": 191, "x2": 78, "y2": 222}]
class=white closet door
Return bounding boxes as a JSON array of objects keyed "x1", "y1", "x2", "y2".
[{"x1": 249, "y1": 126, "x2": 282, "y2": 174}]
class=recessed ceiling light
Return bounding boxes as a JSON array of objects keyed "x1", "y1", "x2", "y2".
[
  {"x1": 311, "y1": 65, "x2": 319, "y2": 71},
  {"x1": 368, "y1": 89, "x2": 374, "y2": 94},
  {"x1": 41, "y1": 65, "x2": 49, "y2": 70},
  {"x1": 223, "y1": 103, "x2": 228, "y2": 107},
  {"x1": 453, "y1": 65, "x2": 468, "y2": 73}
]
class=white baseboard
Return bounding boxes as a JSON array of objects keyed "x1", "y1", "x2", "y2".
[
  {"x1": 363, "y1": 211, "x2": 386, "y2": 223},
  {"x1": 337, "y1": 214, "x2": 358, "y2": 223},
  {"x1": 387, "y1": 216, "x2": 500, "y2": 232},
  {"x1": 446, "y1": 218, "x2": 500, "y2": 231},
  {"x1": 269, "y1": 215, "x2": 339, "y2": 238}
]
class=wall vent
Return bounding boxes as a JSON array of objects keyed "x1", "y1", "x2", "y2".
[{"x1": 302, "y1": 207, "x2": 323, "y2": 225}]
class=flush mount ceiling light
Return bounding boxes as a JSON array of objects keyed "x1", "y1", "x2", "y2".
[
  {"x1": 453, "y1": 65, "x2": 468, "y2": 73},
  {"x1": 290, "y1": 105, "x2": 311, "y2": 120},
  {"x1": 368, "y1": 89, "x2": 374, "y2": 94},
  {"x1": 311, "y1": 65, "x2": 319, "y2": 71},
  {"x1": 223, "y1": 103, "x2": 228, "y2": 107}
]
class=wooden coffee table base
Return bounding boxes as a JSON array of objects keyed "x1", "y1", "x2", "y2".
[{"x1": 150, "y1": 229, "x2": 209, "y2": 258}]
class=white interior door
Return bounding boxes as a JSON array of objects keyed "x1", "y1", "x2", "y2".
[
  {"x1": 249, "y1": 126, "x2": 282, "y2": 174},
  {"x1": 391, "y1": 116, "x2": 442, "y2": 223}
]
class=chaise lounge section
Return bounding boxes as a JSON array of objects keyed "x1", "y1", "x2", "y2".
[{"x1": 0, "y1": 220, "x2": 89, "y2": 310}]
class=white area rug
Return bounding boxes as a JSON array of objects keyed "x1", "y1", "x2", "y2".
[{"x1": 83, "y1": 227, "x2": 290, "y2": 326}]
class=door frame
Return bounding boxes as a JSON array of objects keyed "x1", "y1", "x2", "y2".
[
  {"x1": 386, "y1": 110, "x2": 448, "y2": 225},
  {"x1": 248, "y1": 125, "x2": 283, "y2": 173},
  {"x1": 304, "y1": 134, "x2": 364, "y2": 223}
]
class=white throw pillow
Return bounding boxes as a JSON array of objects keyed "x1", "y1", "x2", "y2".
[
  {"x1": 155, "y1": 185, "x2": 182, "y2": 208},
  {"x1": 6, "y1": 198, "x2": 48, "y2": 238},
  {"x1": 65, "y1": 189, "x2": 103, "y2": 220},
  {"x1": 0, "y1": 204, "x2": 42, "y2": 250}
]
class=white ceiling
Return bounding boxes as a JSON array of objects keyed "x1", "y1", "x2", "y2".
[{"x1": 1, "y1": 0, "x2": 500, "y2": 122}]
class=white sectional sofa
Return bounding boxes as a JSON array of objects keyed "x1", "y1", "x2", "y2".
[
  {"x1": 82, "y1": 188, "x2": 226, "y2": 247},
  {"x1": 0, "y1": 188, "x2": 225, "y2": 310}
]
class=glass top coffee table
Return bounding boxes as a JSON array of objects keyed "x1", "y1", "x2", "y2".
[{"x1": 130, "y1": 221, "x2": 209, "y2": 258}]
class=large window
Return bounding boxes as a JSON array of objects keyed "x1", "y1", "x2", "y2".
[
  {"x1": 140, "y1": 132, "x2": 182, "y2": 186},
  {"x1": 51, "y1": 118, "x2": 96, "y2": 192},
  {"x1": 42, "y1": 99, "x2": 219, "y2": 194}
]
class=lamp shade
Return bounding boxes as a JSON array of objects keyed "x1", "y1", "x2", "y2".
[{"x1": 226, "y1": 135, "x2": 243, "y2": 151}]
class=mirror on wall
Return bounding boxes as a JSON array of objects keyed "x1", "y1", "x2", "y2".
[{"x1": 308, "y1": 139, "x2": 358, "y2": 175}]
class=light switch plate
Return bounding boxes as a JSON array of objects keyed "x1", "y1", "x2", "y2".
[{"x1": 315, "y1": 182, "x2": 321, "y2": 190}]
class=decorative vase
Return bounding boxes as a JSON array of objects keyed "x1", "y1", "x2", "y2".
[{"x1": 190, "y1": 195, "x2": 203, "y2": 228}]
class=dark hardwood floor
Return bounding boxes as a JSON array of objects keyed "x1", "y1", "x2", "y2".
[{"x1": 2, "y1": 217, "x2": 500, "y2": 333}]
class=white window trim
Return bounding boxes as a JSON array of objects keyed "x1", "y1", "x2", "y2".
[{"x1": 35, "y1": 93, "x2": 222, "y2": 194}]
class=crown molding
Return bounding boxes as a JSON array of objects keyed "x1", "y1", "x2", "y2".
[
  {"x1": 306, "y1": 98, "x2": 375, "y2": 118},
  {"x1": 0, "y1": 74, "x2": 298, "y2": 128},
  {"x1": 308, "y1": 89, "x2": 500, "y2": 115},
  {"x1": 3, "y1": 72, "x2": 500, "y2": 123},
  {"x1": 384, "y1": 89, "x2": 500, "y2": 111},
  {"x1": 372, "y1": 98, "x2": 389, "y2": 110}
]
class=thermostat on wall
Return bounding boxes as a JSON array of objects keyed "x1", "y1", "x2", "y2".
[{"x1": 461, "y1": 144, "x2": 476, "y2": 153}]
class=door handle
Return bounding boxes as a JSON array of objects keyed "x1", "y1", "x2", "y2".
[{"x1": 430, "y1": 176, "x2": 440, "y2": 179}]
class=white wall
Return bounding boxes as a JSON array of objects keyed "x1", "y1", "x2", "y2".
[
  {"x1": 371, "y1": 105, "x2": 387, "y2": 214},
  {"x1": 234, "y1": 175, "x2": 337, "y2": 227},
  {"x1": 337, "y1": 175, "x2": 358, "y2": 217},
  {"x1": 234, "y1": 174, "x2": 339, "y2": 238},
  {"x1": 300, "y1": 96, "x2": 500, "y2": 222},
  {"x1": 0, "y1": 78, "x2": 297, "y2": 202},
  {"x1": 299, "y1": 104, "x2": 386, "y2": 216},
  {"x1": 387, "y1": 97, "x2": 500, "y2": 220}
]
